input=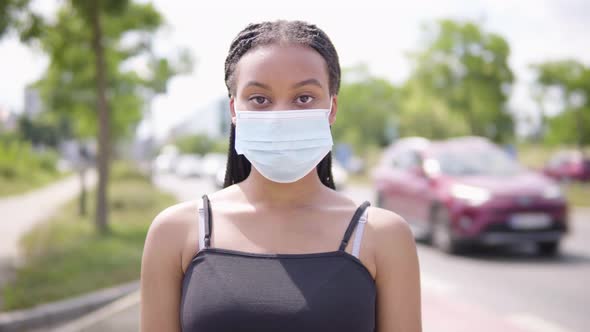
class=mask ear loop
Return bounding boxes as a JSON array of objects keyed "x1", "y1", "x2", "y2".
[{"x1": 327, "y1": 96, "x2": 334, "y2": 117}]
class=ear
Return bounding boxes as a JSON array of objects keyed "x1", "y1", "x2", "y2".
[
  {"x1": 328, "y1": 95, "x2": 338, "y2": 125},
  {"x1": 230, "y1": 97, "x2": 237, "y2": 125}
]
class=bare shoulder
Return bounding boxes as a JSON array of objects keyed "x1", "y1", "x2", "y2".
[
  {"x1": 366, "y1": 207, "x2": 418, "y2": 279},
  {"x1": 367, "y1": 207, "x2": 413, "y2": 242},
  {"x1": 144, "y1": 200, "x2": 201, "y2": 271},
  {"x1": 367, "y1": 207, "x2": 422, "y2": 331},
  {"x1": 149, "y1": 200, "x2": 200, "y2": 242},
  {"x1": 140, "y1": 200, "x2": 202, "y2": 331}
]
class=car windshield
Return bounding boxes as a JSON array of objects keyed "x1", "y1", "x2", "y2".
[{"x1": 433, "y1": 146, "x2": 523, "y2": 176}]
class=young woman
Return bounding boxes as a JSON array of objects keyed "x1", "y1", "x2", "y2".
[{"x1": 140, "y1": 20, "x2": 422, "y2": 332}]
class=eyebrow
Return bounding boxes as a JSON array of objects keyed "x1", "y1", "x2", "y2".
[
  {"x1": 292, "y1": 78, "x2": 323, "y2": 89},
  {"x1": 244, "y1": 81, "x2": 272, "y2": 90},
  {"x1": 243, "y1": 78, "x2": 323, "y2": 91}
]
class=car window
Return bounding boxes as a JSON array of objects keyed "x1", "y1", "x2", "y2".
[
  {"x1": 392, "y1": 149, "x2": 422, "y2": 170},
  {"x1": 435, "y1": 146, "x2": 522, "y2": 176}
]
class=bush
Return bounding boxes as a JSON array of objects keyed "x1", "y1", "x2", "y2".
[
  {"x1": 0, "y1": 140, "x2": 58, "y2": 178},
  {"x1": 0, "y1": 138, "x2": 61, "y2": 196}
]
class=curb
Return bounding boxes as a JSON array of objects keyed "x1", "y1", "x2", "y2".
[
  {"x1": 52, "y1": 290, "x2": 140, "y2": 332},
  {"x1": 0, "y1": 280, "x2": 139, "y2": 332}
]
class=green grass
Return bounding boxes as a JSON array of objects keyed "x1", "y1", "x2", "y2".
[
  {"x1": 563, "y1": 182, "x2": 590, "y2": 207},
  {"x1": 1, "y1": 163, "x2": 176, "y2": 310}
]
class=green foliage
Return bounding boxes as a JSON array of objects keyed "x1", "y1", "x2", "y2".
[
  {"x1": 531, "y1": 60, "x2": 590, "y2": 148},
  {"x1": 403, "y1": 19, "x2": 514, "y2": 142},
  {"x1": 18, "y1": 113, "x2": 73, "y2": 148},
  {"x1": 33, "y1": 1, "x2": 172, "y2": 140},
  {"x1": 334, "y1": 64, "x2": 399, "y2": 153},
  {"x1": 0, "y1": 135, "x2": 63, "y2": 196},
  {"x1": 0, "y1": 0, "x2": 41, "y2": 41},
  {"x1": 0, "y1": 138, "x2": 58, "y2": 180},
  {"x1": 175, "y1": 134, "x2": 228, "y2": 155}
]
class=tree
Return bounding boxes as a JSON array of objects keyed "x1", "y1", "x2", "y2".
[
  {"x1": 0, "y1": 0, "x2": 42, "y2": 41},
  {"x1": 334, "y1": 64, "x2": 400, "y2": 152},
  {"x1": 404, "y1": 19, "x2": 514, "y2": 142},
  {"x1": 29, "y1": 1, "x2": 191, "y2": 233},
  {"x1": 175, "y1": 134, "x2": 228, "y2": 156},
  {"x1": 531, "y1": 60, "x2": 590, "y2": 151}
]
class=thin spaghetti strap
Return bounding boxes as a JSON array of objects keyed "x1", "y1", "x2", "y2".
[
  {"x1": 351, "y1": 207, "x2": 369, "y2": 258},
  {"x1": 338, "y1": 201, "x2": 371, "y2": 251},
  {"x1": 201, "y1": 195, "x2": 213, "y2": 248}
]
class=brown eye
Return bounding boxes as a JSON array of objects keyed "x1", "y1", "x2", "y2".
[
  {"x1": 296, "y1": 95, "x2": 314, "y2": 104},
  {"x1": 249, "y1": 96, "x2": 269, "y2": 105}
]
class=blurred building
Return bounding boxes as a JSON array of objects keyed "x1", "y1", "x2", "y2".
[
  {"x1": 0, "y1": 106, "x2": 18, "y2": 132},
  {"x1": 23, "y1": 87, "x2": 43, "y2": 118},
  {"x1": 168, "y1": 96, "x2": 231, "y2": 141}
]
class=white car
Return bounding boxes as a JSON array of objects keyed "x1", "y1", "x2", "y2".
[
  {"x1": 174, "y1": 154, "x2": 202, "y2": 177},
  {"x1": 332, "y1": 160, "x2": 349, "y2": 190},
  {"x1": 201, "y1": 153, "x2": 227, "y2": 178},
  {"x1": 154, "y1": 153, "x2": 178, "y2": 173}
]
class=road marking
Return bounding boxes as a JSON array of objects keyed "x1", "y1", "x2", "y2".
[
  {"x1": 420, "y1": 273, "x2": 455, "y2": 295},
  {"x1": 507, "y1": 313, "x2": 574, "y2": 332}
]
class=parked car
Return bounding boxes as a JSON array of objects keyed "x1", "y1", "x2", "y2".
[
  {"x1": 153, "y1": 144, "x2": 180, "y2": 174},
  {"x1": 332, "y1": 159, "x2": 349, "y2": 190},
  {"x1": 174, "y1": 154, "x2": 202, "y2": 177},
  {"x1": 154, "y1": 152, "x2": 178, "y2": 174},
  {"x1": 543, "y1": 150, "x2": 590, "y2": 182},
  {"x1": 372, "y1": 136, "x2": 568, "y2": 256},
  {"x1": 201, "y1": 153, "x2": 227, "y2": 178}
]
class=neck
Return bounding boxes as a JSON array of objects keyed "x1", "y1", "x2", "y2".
[{"x1": 239, "y1": 167, "x2": 328, "y2": 208}]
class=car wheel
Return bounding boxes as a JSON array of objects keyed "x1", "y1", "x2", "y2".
[
  {"x1": 432, "y1": 207, "x2": 465, "y2": 255},
  {"x1": 537, "y1": 241, "x2": 560, "y2": 257}
]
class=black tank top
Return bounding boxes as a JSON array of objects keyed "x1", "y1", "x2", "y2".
[{"x1": 180, "y1": 195, "x2": 376, "y2": 332}]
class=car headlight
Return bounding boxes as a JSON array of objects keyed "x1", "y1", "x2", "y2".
[
  {"x1": 543, "y1": 185, "x2": 563, "y2": 200},
  {"x1": 451, "y1": 184, "x2": 492, "y2": 206}
]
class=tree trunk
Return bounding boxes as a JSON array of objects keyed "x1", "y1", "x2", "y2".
[
  {"x1": 91, "y1": 2, "x2": 110, "y2": 234},
  {"x1": 79, "y1": 167, "x2": 87, "y2": 216},
  {"x1": 574, "y1": 107, "x2": 584, "y2": 152}
]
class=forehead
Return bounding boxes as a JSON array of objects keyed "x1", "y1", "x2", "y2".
[{"x1": 234, "y1": 44, "x2": 329, "y2": 91}]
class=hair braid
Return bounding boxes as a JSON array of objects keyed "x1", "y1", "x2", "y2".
[{"x1": 222, "y1": 20, "x2": 339, "y2": 190}]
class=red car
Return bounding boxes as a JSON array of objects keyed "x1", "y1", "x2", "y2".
[
  {"x1": 373, "y1": 136, "x2": 568, "y2": 256},
  {"x1": 544, "y1": 150, "x2": 590, "y2": 182}
]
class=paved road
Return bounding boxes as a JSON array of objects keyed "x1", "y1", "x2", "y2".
[
  {"x1": 347, "y1": 185, "x2": 590, "y2": 332},
  {"x1": 68, "y1": 174, "x2": 589, "y2": 332}
]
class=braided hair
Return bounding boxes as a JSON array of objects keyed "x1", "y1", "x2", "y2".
[{"x1": 223, "y1": 20, "x2": 340, "y2": 189}]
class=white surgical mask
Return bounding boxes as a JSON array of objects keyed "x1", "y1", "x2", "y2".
[{"x1": 234, "y1": 102, "x2": 333, "y2": 183}]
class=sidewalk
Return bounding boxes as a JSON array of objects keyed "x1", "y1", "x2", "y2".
[{"x1": 0, "y1": 171, "x2": 97, "y2": 304}]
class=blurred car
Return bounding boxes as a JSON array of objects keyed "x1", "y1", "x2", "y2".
[
  {"x1": 373, "y1": 136, "x2": 568, "y2": 256},
  {"x1": 174, "y1": 154, "x2": 202, "y2": 177},
  {"x1": 332, "y1": 159, "x2": 349, "y2": 190},
  {"x1": 201, "y1": 153, "x2": 227, "y2": 179},
  {"x1": 153, "y1": 144, "x2": 180, "y2": 173},
  {"x1": 214, "y1": 157, "x2": 349, "y2": 189},
  {"x1": 543, "y1": 150, "x2": 590, "y2": 182},
  {"x1": 154, "y1": 152, "x2": 178, "y2": 174}
]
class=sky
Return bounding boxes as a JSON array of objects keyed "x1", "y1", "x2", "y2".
[{"x1": 0, "y1": 0, "x2": 589, "y2": 139}]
